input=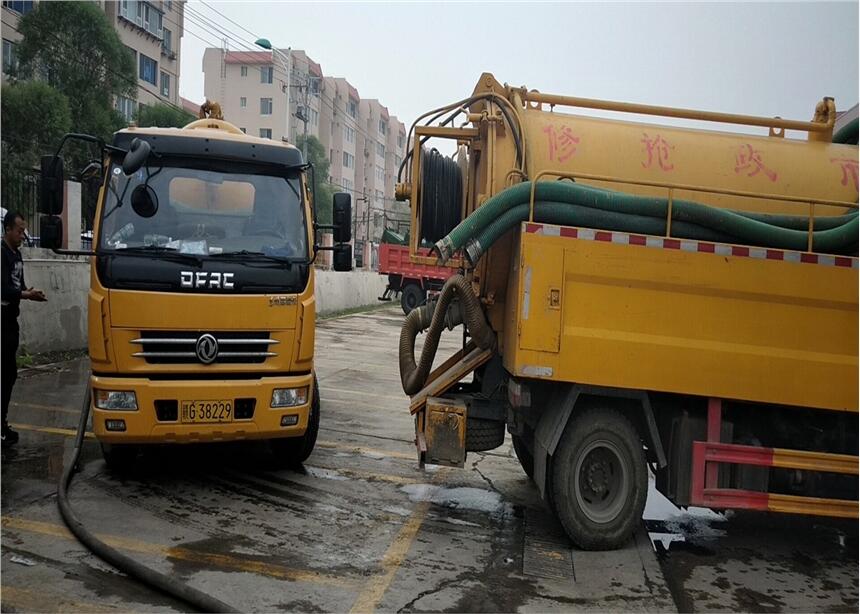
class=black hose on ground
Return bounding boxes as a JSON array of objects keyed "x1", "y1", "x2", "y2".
[
  {"x1": 57, "y1": 389, "x2": 236, "y2": 613},
  {"x1": 399, "y1": 274, "x2": 495, "y2": 395}
]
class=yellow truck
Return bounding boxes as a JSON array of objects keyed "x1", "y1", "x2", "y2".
[
  {"x1": 38, "y1": 105, "x2": 353, "y2": 469},
  {"x1": 396, "y1": 74, "x2": 858, "y2": 549}
]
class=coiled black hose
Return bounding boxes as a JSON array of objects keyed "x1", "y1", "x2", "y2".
[
  {"x1": 420, "y1": 148, "x2": 463, "y2": 244},
  {"x1": 399, "y1": 275, "x2": 496, "y2": 395},
  {"x1": 58, "y1": 390, "x2": 235, "y2": 612}
]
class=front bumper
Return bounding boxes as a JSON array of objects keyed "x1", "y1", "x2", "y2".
[{"x1": 90, "y1": 372, "x2": 313, "y2": 444}]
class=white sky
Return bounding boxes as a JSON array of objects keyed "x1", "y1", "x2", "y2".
[{"x1": 179, "y1": 1, "x2": 859, "y2": 137}]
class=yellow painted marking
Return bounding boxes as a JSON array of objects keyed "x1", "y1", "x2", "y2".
[
  {"x1": 2, "y1": 516, "x2": 357, "y2": 589},
  {"x1": 349, "y1": 469, "x2": 448, "y2": 613},
  {"x1": 10, "y1": 423, "x2": 95, "y2": 439},
  {"x1": 13, "y1": 402, "x2": 81, "y2": 415},
  {"x1": 0, "y1": 587, "x2": 120, "y2": 613}
]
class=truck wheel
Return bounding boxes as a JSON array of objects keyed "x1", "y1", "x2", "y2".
[
  {"x1": 465, "y1": 417, "x2": 505, "y2": 452},
  {"x1": 400, "y1": 284, "x2": 425, "y2": 315},
  {"x1": 551, "y1": 408, "x2": 647, "y2": 550},
  {"x1": 101, "y1": 443, "x2": 139, "y2": 472},
  {"x1": 512, "y1": 433, "x2": 535, "y2": 479},
  {"x1": 270, "y1": 378, "x2": 320, "y2": 467}
]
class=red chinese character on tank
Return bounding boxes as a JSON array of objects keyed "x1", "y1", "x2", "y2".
[
  {"x1": 641, "y1": 133, "x2": 674, "y2": 171},
  {"x1": 830, "y1": 158, "x2": 858, "y2": 191},
  {"x1": 543, "y1": 125, "x2": 580, "y2": 162},
  {"x1": 734, "y1": 144, "x2": 778, "y2": 182}
]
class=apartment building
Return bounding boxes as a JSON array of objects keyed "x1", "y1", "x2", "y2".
[{"x1": 1, "y1": 1, "x2": 185, "y2": 120}]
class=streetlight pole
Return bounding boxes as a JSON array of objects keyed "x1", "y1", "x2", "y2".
[{"x1": 255, "y1": 38, "x2": 291, "y2": 142}]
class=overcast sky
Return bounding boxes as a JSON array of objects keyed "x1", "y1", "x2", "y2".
[{"x1": 179, "y1": 1, "x2": 859, "y2": 137}]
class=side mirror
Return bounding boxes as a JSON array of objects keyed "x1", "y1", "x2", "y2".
[
  {"x1": 131, "y1": 184, "x2": 159, "y2": 218},
  {"x1": 39, "y1": 155, "x2": 64, "y2": 215},
  {"x1": 122, "y1": 138, "x2": 151, "y2": 176},
  {"x1": 332, "y1": 192, "x2": 351, "y2": 244},
  {"x1": 39, "y1": 215, "x2": 63, "y2": 250},
  {"x1": 333, "y1": 243, "x2": 353, "y2": 272}
]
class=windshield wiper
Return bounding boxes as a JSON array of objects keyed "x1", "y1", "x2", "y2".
[
  {"x1": 104, "y1": 245, "x2": 203, "y2": 264},
  {"x1": 208, "y1": 250, "x2": 301, "y2": 267}
]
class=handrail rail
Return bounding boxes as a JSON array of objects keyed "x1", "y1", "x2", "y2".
[
  {"x1": 527, "y1": 170, "x2": 858, "y2": 252},
  {"x1": 519, "y1": 90, "x2": 834, "y2": 134}
]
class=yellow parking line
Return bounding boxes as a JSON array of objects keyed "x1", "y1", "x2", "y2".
[
  {"x1": 0, "y1": 587, "x2": 120, "y2": 613},
  {"x1": 10, "y1": 423, "x2": 95, "y2": 439},
  {"x1": 2, "y1": 516, "x2": 357, "y2": 589},
  {"x1": 13, "y1": 402, "x2": 81, "y2": 415},
  {"x1": 348, "y1": 469, "x2": 449, "y2": 613}
]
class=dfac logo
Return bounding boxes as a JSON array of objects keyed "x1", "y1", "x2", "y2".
[
  {"x1": 195, "y1": 334, "x2": 219, "y2": 364},
  {"x1": 181, "y1": 271, "x2": 235, "y2": 289}
]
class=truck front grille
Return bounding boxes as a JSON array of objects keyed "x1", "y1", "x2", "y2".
[{"x1": 132, "y1": 331, "x2": 278, "y2": 365}]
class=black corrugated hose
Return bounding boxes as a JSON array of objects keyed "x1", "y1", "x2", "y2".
[
  {"x1": 419, "y1": 147, "x2": 463, "y2": 244},
  {"x1": 57, "y1": 389, "x2": 236, "y2": 612},
  {"x1": 399, "y1": 274, "x2": 496, "y2": 395}
]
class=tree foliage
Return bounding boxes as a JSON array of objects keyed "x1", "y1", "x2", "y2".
[
  {"x1": 137, "y1": 103, "x2": 196, "y2": 128},
  {"x1": 1, "y1": 81, "x2": 71, "y2": 172},
  {"x1": 16, "y1": 1, "x2": 134, "y2": 143},
  {"x1": 295, "y1": 134, "x2": 334, "y2": 225}
]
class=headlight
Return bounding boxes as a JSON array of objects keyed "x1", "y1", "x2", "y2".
[
  {"x1": 94, "y1": 390, "x2": 138, "y2": 410},
  {"x1": 271, "y1": 387, "x2": 308, "y2": 408}
]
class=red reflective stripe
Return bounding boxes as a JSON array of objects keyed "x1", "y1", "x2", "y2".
[
  {"x1": 560, "y1": 227, "x2": 578, "y2": 238},
  {"x1": 628, "y1": 234, "x2": 647, "y2": 246},
  {"x1": 594, "y1": 231, "x2": 613, "y2": 242},
  {"x1": 697, "y1": 242, "x2": 716, "y2": 253},
  {"x1": 835, "y1": 256, "x2": 853, "y2": 267},
  {"x1": 732, "y1": 246, "x2": 750, "y2": 257},
  {"x1": 663, "y1": 238, "x2": 681, "y2": 249},
  {"x1": 525, "y1": 223, "x2": 542, "y2": 234},
  {"x1": 766, "y1": 249, "x2": 784, "y2": 260},
  {"x1": 800, "y1": 253, "x2": 818, "y2": 264}
]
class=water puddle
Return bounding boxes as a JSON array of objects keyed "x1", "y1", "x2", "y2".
[{"x1": 400, "y1": 484, "x2": 504, "y2": 513}]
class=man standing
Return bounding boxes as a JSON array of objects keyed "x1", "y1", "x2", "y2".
[{"x1": 2, "y1": 211, "x2": 47, "y2": 445}]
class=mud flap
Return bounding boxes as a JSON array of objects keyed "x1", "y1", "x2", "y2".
[{"x1": 423, "y1": 397, "x2": 467, "y2": 468}]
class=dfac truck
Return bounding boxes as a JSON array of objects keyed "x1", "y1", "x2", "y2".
[
  {"x1": 395, "y1": 73, "x2": 858, "y2": 550},
  {"x1": 39, "y1": 104, "x2": 353, "y2": 469}
]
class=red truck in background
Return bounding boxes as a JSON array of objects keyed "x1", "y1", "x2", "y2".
[{"x1": 378, "y1": 242, "x2": 455, "y2": 314}]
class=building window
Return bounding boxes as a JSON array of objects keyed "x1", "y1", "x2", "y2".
[
  {"x1": 342, "y1": 178, "x2": 353, "y2": 192},
  {"x1": 260, "y1": 128, "x2": 272, "y2": 139},
  {"x1": 2, "y1": 39, "x2": 18, "y2": 74},
  {"x1": 240, "y1": 65, "x2": 248, "y2": 77},
  {"x1": 376, "y1": 141, "x2": 384, "y2": 158},
  {"x1": 378, "y1": 119, "x2": 387, "y2": 136},
  {"x1": 115, "y1": 96, "x2": 135, "y2": 122},
  {"x1": 347, "y1": 99, "x2": 357, "y2": 119},
  {"x1": 310, "y1": 78, "x2": 320, "y2": 95},
  {"x1": 260, "y1": 97, "x2": 272, "y2": 115},
  {"x1": 330, "y1": 149, "x2": 334, "y2": 163},
  {"x1": 164, "y1": 0, "x2": 172, "y2": 10},
  {"x1": 125, "y1": 45, "x2": 137, "y2": 66},
  {"x1": 344, "y1": 125, "x2": 355, "y2": 144},
  {"x1": 141, "y1": 2, "x2": 163, "y2": 38},
  {"x1": 139, "y1": 54, "x2": 157, "y2": 85},
  {"x1": 2, "y1": 1, "x2": 34, "y2": 15},
  {"x1": 240, "y1": 96, "x2": 247, "y2": 108},
  {"x1": 160, "y1": 71, "x2": 170, "y2": 97},
  {"x1": 343, "y1": 152, "x2": 354, "y2": 169},
  {"x1": 376, "y1": 166, "x2": 384, "y2": 182},
  {"x1": 395, "y1": 154, "x2": 402, "y2": 167},
  {"x1": 162, "y1": 27, "x2": 172, "y2": 54},
  {"x1": 260, "y1": 65, "x2": 273, "y2": 84},
  {"x1": 398, "y1": 134, "x2": 404, "y2": 148},
  {"x1": 309, "y1": 108, "x2": 319, "y2": 126}
]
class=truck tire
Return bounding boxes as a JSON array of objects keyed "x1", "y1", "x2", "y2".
[
  {"x1": 550, "y1": 407, "x2": 647, "y2": 550},
  {"x1": 400, "y1": 284, "x2": 425, "y2": 315},
  {"x1": 466, "y1": 417, "x2": 505, "y2": 452},
  {"x1": 101, "y1": 443, "x2": 139, "y2": 473},
  {"x1": 270, "y1": 378, "x2": 320, "y2": 467},
  {"x1": 511, "y1": 433, "x2": 535, "y2": 479}
]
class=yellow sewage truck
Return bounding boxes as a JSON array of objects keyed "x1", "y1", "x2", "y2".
[
  {"x1": 38, "y1": 104, "x2": 353, "y2": 469},
  {"x1": 396, "y1": 74, "x2": 858, "y2": 550}
]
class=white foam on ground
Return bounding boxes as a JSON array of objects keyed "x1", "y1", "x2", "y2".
[
  {"x1": 400, "y1": 484, "x2": 504, "y2": 513},
  {"x1": 644, "y1": 474, "x2": 724, "y2": 521},
  {"x1": 305, "y1": 466, "x2": 350, "y2": 481}
]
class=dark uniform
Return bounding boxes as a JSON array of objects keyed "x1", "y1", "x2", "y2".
[{"x1": 1, "y1": 238, "x2": 25, "y2": 438}]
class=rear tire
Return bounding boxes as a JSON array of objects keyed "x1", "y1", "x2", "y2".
[
  {"x1": 101, "y1": 443, "x2": 139, "y2": 473},
  {"x1": 270, "y1": 378, "x2": 320, "y2": 467},
  {"x1": 512, "y1": 433, "x2": 535, "y2": 479},
  {"x1": 551, "y1": 407, "x2": 647, "y2": 550},
  {"x1": 400, "y1": 284, "x2": 425, "y2": 315}
]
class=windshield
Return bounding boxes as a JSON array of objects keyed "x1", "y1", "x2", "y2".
[{"x1": 99, "y1": 163, "x2": 308, "y2": 259}]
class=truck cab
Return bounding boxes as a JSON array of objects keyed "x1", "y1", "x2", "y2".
[{"x1": 39, "y1": 113, "x2": 352, "y2": 469}]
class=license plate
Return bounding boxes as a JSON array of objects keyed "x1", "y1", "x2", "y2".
[{"x1": 180, "y1": 400, "x2": 233, "y2": 423}]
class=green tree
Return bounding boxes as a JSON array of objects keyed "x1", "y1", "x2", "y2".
[
  {"x1": 1, "y1": 81, "x2": 71, "y2": 173},
  {"x1": 137, "y1": 103, "x2": 196, "y2": 128},
  {"x1": 295, "y1": 134, "x2": 334, "y2": 225},
  {"x1": 16, "y1": 1, "x2": 135, "y2": 145}
]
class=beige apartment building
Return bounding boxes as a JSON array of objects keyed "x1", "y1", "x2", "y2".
[
  {"x1": 2, "y1": 1, "x2": 185, "y2": 120},
  {"x1": 203, "y1": 46, "x2": 407, "y2": 261}
]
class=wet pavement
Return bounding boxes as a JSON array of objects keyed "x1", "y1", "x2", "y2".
[{"x1": 1, "y1": 306, "x2": 857, "y2": 612}]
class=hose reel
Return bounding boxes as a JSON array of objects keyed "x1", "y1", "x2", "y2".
[{"x1": 420, "y1": 147, "x2": 464, "y2": 245}]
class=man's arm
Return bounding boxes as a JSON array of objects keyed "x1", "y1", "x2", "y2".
[{"x1": 1, "y1": 246, "x2": 22, "y2": 303}]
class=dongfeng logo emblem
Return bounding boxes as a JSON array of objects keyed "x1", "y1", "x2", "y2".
[{"x1": 196, "y1": 334, "x2": 219, "y2": 364}]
